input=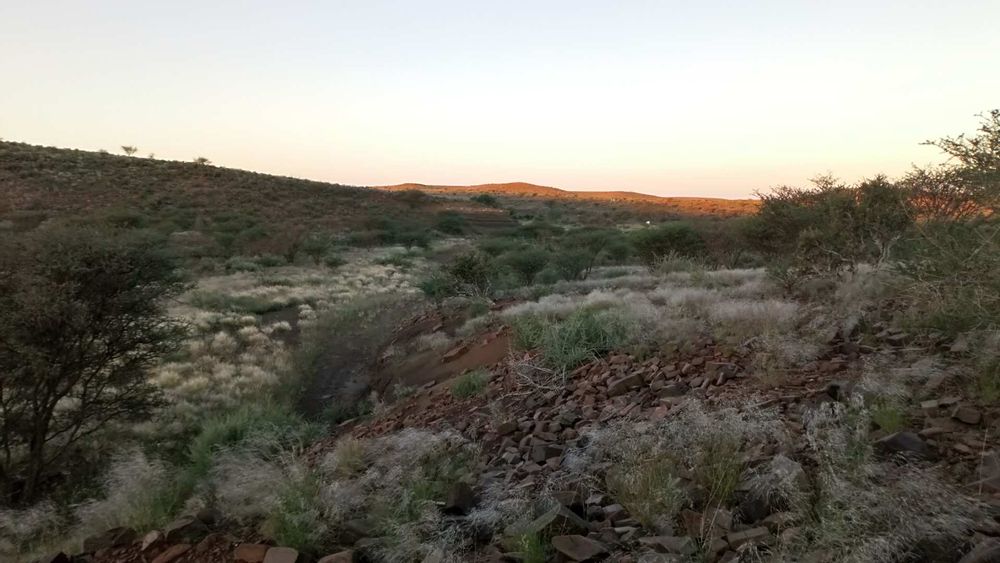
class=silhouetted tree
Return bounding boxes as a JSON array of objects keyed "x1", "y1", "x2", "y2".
[{"x1": 0, "y1": 228, "x2": 187, "y2": 501}]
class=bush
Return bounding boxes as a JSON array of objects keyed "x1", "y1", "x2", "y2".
[
  {"x1": 500, "y1": 248, "x2": 550, "y2": 285},
  {"x1": 896, "y1": 220, "x2": 1000, "y2": 335},
  {"x1": 631, "y1": 222, "x2": 705, "y2": 267},
  {"x1": 471, "y1": 193, "x2": 501, "y2": 207},
  {"x1": 451, "y1": 370, "x2": 490, "y2": 399},
  {"x1": 448, "y1": 252, "x2": 496, "y2": 295},
  {"x1": 300, "y1": 232, "x2": 335, "y2": 265},
  {"x1": 0, "y1": 227, "x2": 187, "y2": 501},
  {"x1": 417, "y1": 273, "x2": 456, "y2": 302},
  {"x1": 747, "y1": 176, "x2": 913, "y2": 272},
  {"x1": 478, "y1": 237, "x2": 525, "y2": 257},
  {"x1": 394, "y1": 189, "x2": 430, "y2": 208},
  {"x1": 225, "y1": 255, "x2": 262, "y2": 272},
  {"x1": 322, "y1": 253, "x2": 346, "y2": 269},
  {"x1": 435, "y1": 211, "x2": 466, "y2": 235},
  {"x1": 512, "y1": 308, "x2": 636, "y2": 371}
]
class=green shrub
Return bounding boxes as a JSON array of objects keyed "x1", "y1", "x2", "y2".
[
  {"x1": 264, "y1": 474, "x2": 324, "y2": 553},
  {"x1": 500, "y1": 248, "x2": 550, "y2": 284},
  {"x1": 254, "y1": 253, "x2": 286, "y2": 268},
  {"x1": 506, "y1": 532, "x2": 549, "y2": 563},
  {"x1": 631, "y1": 222, "x2": 705, "y2": 266},
  {"x1": 747, "y1": 176, "x2": 913, "y2": 273},
  {"x1": 551, "y1": 249, "x2": 592, "y2": 281},
  {"x1": 976, "y1": 351, "x2": 1000, "y2": 402},
  {"x1": 451, "y1": 370, "x2": 490, "y2": 399},
  {"x1": 321, "y1": 399, "x2": 373, "y2": 425},
  {"x1": 897, "y1": 220, "x2": 1000, "y2": 335},
  {"x1": 448, "y1": 252, "x2": 495, "y2": 295},
  {"x1": 512, "y1": 308, "x2": 636, "y2": 371},
  {"x1": 478, "y1": 236, "x2": 525, "y2": 256},
  {"x1": 322, "y1": 253, "x2": 346, "y2": 269},
  {"x1": 396, "y1": 228, "x2": 431, "y2": 249},
  {"x1": 394, "y1": 189, "x2": 429, "y2": 208},
  {"x1": 417, "y1": 272, "x2": 456, "y2": 302},
  {"x1": 471, "y1": 193, "x2": 501, "y2": 207},
  {"x1": 870, "y1": 401, "x2": 907, "y2": 432},
  {"x1": 435, "y1": 211, "x2": 466, "y2": 234},
  {"x1": 0, "y1": 227, "x2": 187, "y2": 501},
  {"x1": 375, "y1": 252, "x2": 414, "y2": 268},
  {"x1": 300, "y1": 232, "x2": 335, "y2": 264},
  {"x1": 225, "y1": 255, "x2": 262, "y2": 273}
]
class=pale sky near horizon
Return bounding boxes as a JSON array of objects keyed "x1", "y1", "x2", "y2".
[{"x1": 2, "y1": 1, "x2": 998, "y2": 198}]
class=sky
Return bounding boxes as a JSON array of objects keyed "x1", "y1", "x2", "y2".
[{"x1": 2, "y1": 1, "x2": 998, "y2": 198}]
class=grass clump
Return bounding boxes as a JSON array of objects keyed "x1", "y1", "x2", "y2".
[
  {"x1": 787, "y1": 400, "x2": 982, "y2": 562},
  {"x1": 451, "y1": 369, "x2": 491, "y2": 399},
  {"x1": 505, "y1": 531, "x2": 549, "y2": 563},
  {"x1": 605, "y1": 454, "x2": 687, "y2": 528},
  {"x1": 511, "y1": 307, "x2": 636, "y2": 371},
  {"x1": 869, "y1": 400, "x2": 907, "y2": 432}
]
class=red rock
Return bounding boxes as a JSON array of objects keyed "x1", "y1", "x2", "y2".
[
  {"x1": 152, "y1": 544, "x2": 191, "y2": 563},
  {"x1": 551, "y1": 535, "x2": 608, "y2": 560},
  {"x1": 234, "y1": 543, "x2": 270, "y2": 563},
  {"x1": 263, "y1": 547, "x2": 300, "y2": 563},
  {"x1": 953, "y1": 405, "x2": 983, "y2": 425},
  {"x1": 318, "y1": 551, "x2": 354, "y2": 563}
]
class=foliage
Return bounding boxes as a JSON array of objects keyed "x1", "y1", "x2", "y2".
[
  {"x1": 300, "y1": 232, "x2": 336, "y2": 264},
  {"x1": 631, "y1": 222, "x2": 706, "y2": 267},
  {"x1": 447, "y1": 252, "x2": 496, "y2": 295},
  {"x1": 451, "y1": 370, "x2": 490, "y2": 399},
  {"x1": 747, "y1": 176, "x2": 913, "y2": 273},
  {"x1": 511, "y1": 308, "x2": 635, "y2": 371},
  {"x1": 471, "y1": 193, "x2": 501, "y2": 207},
  {"x1": 435, "y1": 211, "x2": 466, "y2": 234},
  {"x1": 0, "y1": 227, "x2": 187, "y2": 501},
  {"x1": 897, "y1": 219, "x2": 1000, "y2": 335},
  {"x1": 500, "y1": 248, "x2": 550, "y2": 284}
]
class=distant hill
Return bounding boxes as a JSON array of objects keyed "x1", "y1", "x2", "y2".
[
  {"x1": 379, "y1": 182, "x2": 758, "y2": 217},
  {"x1": 0, "y1": 142, "x2": 513, "y2": 256}
]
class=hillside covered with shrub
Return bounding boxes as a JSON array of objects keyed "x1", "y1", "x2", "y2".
[{"x1": 1, "y1": 112, "x2": 999, "y2": 563}]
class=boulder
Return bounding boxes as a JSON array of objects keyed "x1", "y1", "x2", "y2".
[
  {"x1": 953, "y1": 406, "x2": 983, "y2": 425},
  {"x1": 234, "y1": 543, "x2": 271, "y2": 563},
  {"x1": 163, "y1": 516, "x2": 208, "y2": 543},
  {"x1": 82, "y1": 527, "x2": 137, "y2": 552},
  {"x1": 874, "y1": 431, "x2": 930, "y2": 458},
  {"x1": 505, "y1": 503, "x2": 589, "y2": 538},
  {"x1": 607, "y1": 372, "x2": 644, "y2": 397},
  {"x1": 151, "y1": 543, "x2": 191, "y2": 563},
  {"x1": 141, "y1": 530, "x2": 164, "y2": 552},
  {"x1": 196, "y1": 506, "x2": 223, "y2": 526},
  {"x1": 551, "y1": 535, "x2": 608, "y2": 561},
  {"x1": 317, "y1": 551, "x2": 354, "y2": 563},
  {"x1": 739, "y1": 455, "x2": 806, "y2": 522},
  {"x1": 443, "y1": 482, "x2": 477, "y2": 515},
  {"x1": 725, "y1": 526, "x2": 771, "y2": 549},
  {"x1": 657, "y1": 383, "x2": 689, "y2": 398},
  {"x1": 33, "y1": 553, "x2": 69, "y2": 563},
  {"x1": 263, "y1": 547, "x2": 300, "y2": 563},
  {"x1": 637, "y1": 536, "x2": 695, "y2": 555},
  {"x1": 959, "y1": 539, "x2": 1000, "y2": 563}
]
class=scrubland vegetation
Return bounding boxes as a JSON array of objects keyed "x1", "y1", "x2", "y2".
[{"x1": 1, "y1": 112, "x2": 998, "y2": 562}]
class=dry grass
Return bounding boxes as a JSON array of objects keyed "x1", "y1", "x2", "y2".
[
  {"x1": 561, "y1": 400, "x2": 784, "y2": 530},
  {"x1": 787, "y1": 399, "x2": 982, "y2": 562}
]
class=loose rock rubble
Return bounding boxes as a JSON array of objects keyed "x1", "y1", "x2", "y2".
[{"x1": 44, "y1": 319, "x2": 1000, "y2": 563}]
